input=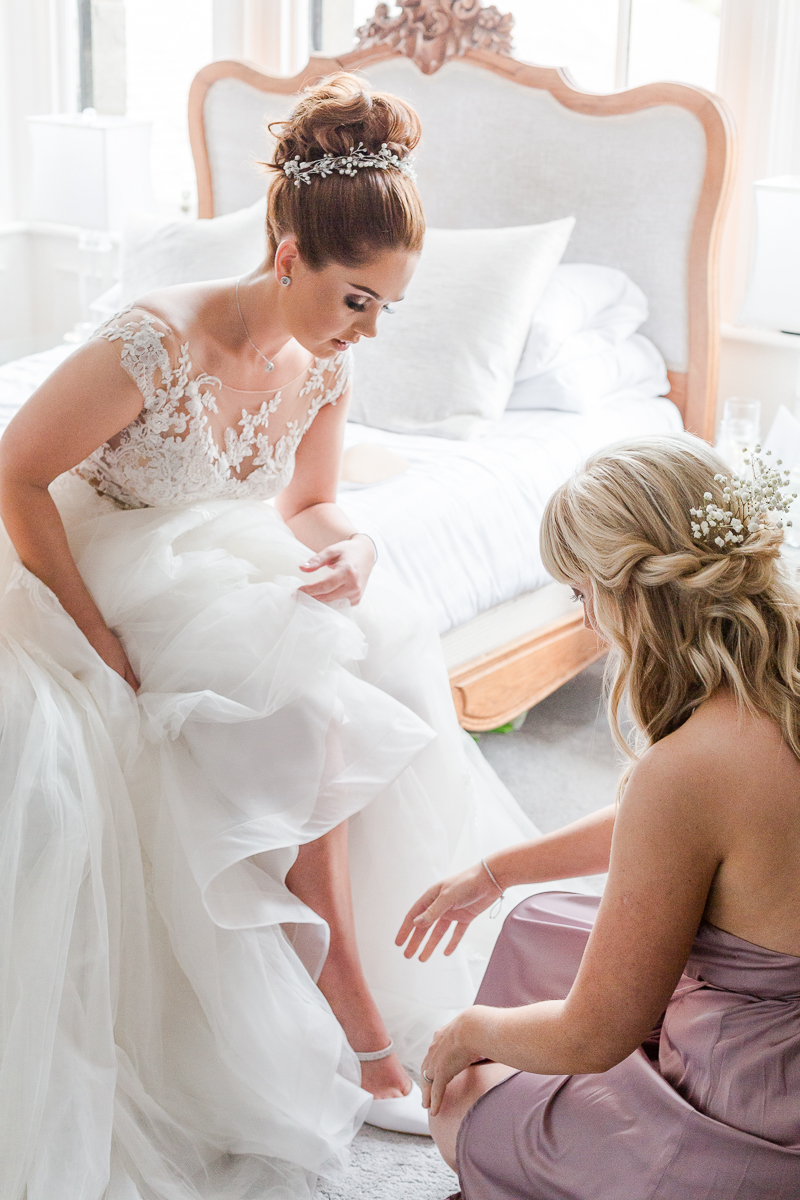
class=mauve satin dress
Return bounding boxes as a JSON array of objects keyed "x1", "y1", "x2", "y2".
[{"x1": 455, "y1": 892, "x2": 800, "y2": 1200}]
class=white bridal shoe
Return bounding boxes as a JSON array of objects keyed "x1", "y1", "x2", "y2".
[
  {"x1": 364, "y1": 1081, "x2": 431, "y2": 1137},
  {"x1": 356, "y1": 1041, "x2": 431, "y2": 1137}
]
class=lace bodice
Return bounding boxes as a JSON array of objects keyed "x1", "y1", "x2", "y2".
[{"x1": 76, "y1": 310, "x2": 352, "y2": 509}]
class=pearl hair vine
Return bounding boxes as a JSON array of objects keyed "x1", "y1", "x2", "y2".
[
  {"x1": 283, "y1": 142, "x2": 417, "y2": 187},
  {"x1": 689, "y1": 447, "x2": 796, "y2": 551}
]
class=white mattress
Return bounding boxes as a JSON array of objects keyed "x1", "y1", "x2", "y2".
[
  {"x1": 339, "y1": 398, "x2": 683, "y2": 633},
  {"x1": 0, "y1": 345, "x2": 683, "y2": 636}
]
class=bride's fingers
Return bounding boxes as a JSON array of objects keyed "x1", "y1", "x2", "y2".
[
  {"x1": 299, "y1": 547, "x2": 340, "y2": 572},
  {"x1": 298, "y1": 578, "x2": 350, "y2": 600}
]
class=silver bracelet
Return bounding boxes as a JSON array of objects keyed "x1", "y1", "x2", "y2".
[
  {"x1": 481, "y1": 857, "x2": 506, "y2": 919},
  {"x1": 350, "y1": 531, "x2": 378, "y2": 564},
  {"x1": 481, "y1": 857, "x2": 504, "y2": 897}
]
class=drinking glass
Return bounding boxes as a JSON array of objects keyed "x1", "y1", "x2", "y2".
[{"x1": 716, "y1": 397, "x2": 761, "y2": 473}]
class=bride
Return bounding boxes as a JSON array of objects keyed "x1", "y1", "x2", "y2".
[{"x1": 0, "y1": 73, "x2": 538, "y2": 1200}]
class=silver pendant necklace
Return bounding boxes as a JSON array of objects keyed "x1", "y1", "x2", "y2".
[{"x1": 235, "y1": 277, "x2": 274, "y2": 373}]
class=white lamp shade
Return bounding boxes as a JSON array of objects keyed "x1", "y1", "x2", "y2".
[
  {"x1": 27, "y1": 113, "x2": 156, "y2": 230},
  {"x1": 739, "y1": 176, "x2": 800, "y2": 335}
]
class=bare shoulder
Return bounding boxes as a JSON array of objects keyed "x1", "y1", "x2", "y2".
[
  {"x1": 640, "y1": 690, "x2": 786, "y2": 784},
  {"x1": 625, "y1": 689, "x2": 800, "y2": 864}
]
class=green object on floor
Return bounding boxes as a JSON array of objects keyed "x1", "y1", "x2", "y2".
[{"x1": 471, "y1": 711, "x2": 529, "y2": 740}]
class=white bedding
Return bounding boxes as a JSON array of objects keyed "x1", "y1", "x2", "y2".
[
  {"x1": 339, "y1": 395, "x2": 683, "y2": 633},
  {"x1": 0, "y1": 344, "x2": 683, "y2": 636}
]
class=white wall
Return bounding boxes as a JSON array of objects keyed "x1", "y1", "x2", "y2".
[{"x1": 718, "y1": 328, "x2": 800, "y2": 438}]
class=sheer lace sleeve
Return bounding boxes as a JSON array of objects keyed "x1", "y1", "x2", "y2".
[
  {"x1": 94, "y1": 309, "x2": 182, "y2": 413},
  {"x1": 299, "y1": 348, "x2": 352, "y2": 435}
]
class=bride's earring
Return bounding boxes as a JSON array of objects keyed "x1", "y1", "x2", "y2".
[{"x1": 280, "y1": 276, "x2": 291, "y2": 287}]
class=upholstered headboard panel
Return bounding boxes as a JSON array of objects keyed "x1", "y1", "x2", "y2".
[{"x1": 189, "y1": 35, "x2": 734, "y2": 437}]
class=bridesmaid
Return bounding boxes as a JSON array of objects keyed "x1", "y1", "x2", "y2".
[{"x1": 399, "y1": 434, "x2": 800, "y2": 1199}]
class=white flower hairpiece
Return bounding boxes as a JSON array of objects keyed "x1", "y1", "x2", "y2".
[
  {"x1": 689, "y1": 447, "x2": 795, "y2": 551},
  {"x1": 283, "y1": 142, "x2": 417, "y2": 187}
]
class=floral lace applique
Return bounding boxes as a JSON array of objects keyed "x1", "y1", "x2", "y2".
[{"x1": 75, "y1": 310, "x2": 351, "y2": 509}]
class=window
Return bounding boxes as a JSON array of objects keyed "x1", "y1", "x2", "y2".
[
  {"x1": 626, "y1": 0, "x2": 721, "y2": 91},
  {"x1": 351, "y1": 1, "x2": 720, "y2": 94},
  {"x1": 125, "y1": 0, "x2": 213, "y2": 215}
]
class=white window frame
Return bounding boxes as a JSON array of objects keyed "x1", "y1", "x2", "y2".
[{"x1": 0, "y1": 0, "x2": 78, "y2": 222}]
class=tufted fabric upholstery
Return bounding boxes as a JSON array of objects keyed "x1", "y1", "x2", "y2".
[{"x1": 202, "y1": 57, "x2": 708, "y2": 371}]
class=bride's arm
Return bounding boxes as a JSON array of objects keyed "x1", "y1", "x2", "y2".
[
  {"x1": 0, "y1": 340, "x2": 144, "y2": 688},
  {"x1": 275, "y1": 385, "x2": 376, "y2": 603}
]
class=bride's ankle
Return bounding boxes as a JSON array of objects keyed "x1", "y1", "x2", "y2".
[{"x1": 359, "y1": 1053, "x2": 411, "y2": 1099}]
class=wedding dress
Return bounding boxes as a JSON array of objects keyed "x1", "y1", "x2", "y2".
[{"x1": 0, "y1": 310, "x2": 538, "y2": 1200}]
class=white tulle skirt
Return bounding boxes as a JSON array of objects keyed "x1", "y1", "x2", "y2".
[{"x1": 0, "y1": 475, "x2": 538, "y2": 1200}]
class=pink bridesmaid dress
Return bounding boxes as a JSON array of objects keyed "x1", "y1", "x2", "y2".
[{"x1": 456, "y1": 891, "x2": 800, "y2": 1200}]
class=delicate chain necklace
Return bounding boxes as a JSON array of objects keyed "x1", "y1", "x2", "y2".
[{"x1": 235, "y1": 277, "x2": 274, "y2": 373}]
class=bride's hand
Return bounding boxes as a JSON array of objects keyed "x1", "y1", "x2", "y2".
[
  {"x1": 395, "y1": 862, "x2": 503, "y2": 961},
  {"x1": 297, "y1": 534, "x2": 376, "y2": 605},
  {"x1": 89, "y1": 625, "x2": 140, "y2": 692}
]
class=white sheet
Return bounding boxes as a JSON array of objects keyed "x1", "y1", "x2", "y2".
[
  {"x1": 0, "y1": 345, "x2": 683, "y2": 635},
  {"x1": 339, "y1": 396, "x2": 683, "y2": 633}
]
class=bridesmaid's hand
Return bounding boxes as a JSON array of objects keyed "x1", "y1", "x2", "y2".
[
  {"x1": 396, "y1": 863, "x2": 502, "y2": 961},
  {"x1": 298, "y1": 534, "x2": 376, "y2": 605},
  {"x1": 421, "y1": 1008, "x2": 486, "y2": 1116}
]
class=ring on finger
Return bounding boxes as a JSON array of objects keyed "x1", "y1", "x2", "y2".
[{"x1": 422, "y1": 1069, "x2": 433, "y2": 1083}]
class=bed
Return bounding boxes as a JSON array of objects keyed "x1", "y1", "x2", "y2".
[
  {"x1": 186, "y1": 0, "x2": 734, "y2": 730},
  {"x1": 0, "y1": 0, "x2": 734, "y2": 731}
]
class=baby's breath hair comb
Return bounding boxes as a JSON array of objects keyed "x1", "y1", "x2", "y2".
[
  {"x1": 283, "y1": 142, "x2": 417, "y2": 187},
  {"x1": 690, "y1": 447, "x2": 795, "y2": 551}
]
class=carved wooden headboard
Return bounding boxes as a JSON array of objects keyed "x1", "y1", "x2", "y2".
[{"x1": 188, "y1": 0, "x2": 735, "y2": 439}]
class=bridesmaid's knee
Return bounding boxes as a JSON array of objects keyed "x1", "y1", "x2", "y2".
[{"x1": 430, "y1": 1064, "x2": 516, "y2": 1173}]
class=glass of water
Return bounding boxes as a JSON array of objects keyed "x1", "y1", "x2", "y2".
[{"x1": 716, "y1": 398, "x2": 761, "y2": 474}]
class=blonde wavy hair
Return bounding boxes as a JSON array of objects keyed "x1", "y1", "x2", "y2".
[{"x1": 540, "y1": 434, "x2": 800, "y2": 785}]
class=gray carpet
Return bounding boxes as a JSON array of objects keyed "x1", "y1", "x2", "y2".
[{"x1": 318, "y1": 659, "x2": 621, "y2": 1199}]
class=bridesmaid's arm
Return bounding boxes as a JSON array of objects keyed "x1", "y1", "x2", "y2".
[
  {"x1": 487, "y1": 804, "x2": 615, "y2": 887},
  {"x1": 397, "y1": 805, "x2": 615, "y2": 961},
  {"x1": 421, "y1": 733, "x2": 723, "y2": 1114},
  {"x1": 275, "y1": 384, "x2": 376, "y2": 603}
]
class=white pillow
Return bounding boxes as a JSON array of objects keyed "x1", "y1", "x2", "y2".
[
  {"x1": 349, "y1": 219, "x2": 575, "y2": 439},
  {"x1": 119, "y1": 197, "x2": 267, "y2": 304},
  {"x1": 517, "y1": 263, "x2": 649, "y2": 381},
  {"x1": 507, "y1": 333, "x2": 669, "y2": 413}
]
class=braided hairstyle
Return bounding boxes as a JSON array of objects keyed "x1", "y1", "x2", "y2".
[
  {"x1": 263, "y1": 72, "x2": 424, "y2": 269},
  {"x1": 540, "y1": 434, "x2": 800, "y2": 783}
]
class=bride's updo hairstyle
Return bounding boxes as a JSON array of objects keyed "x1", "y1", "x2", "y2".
[
  {"x1": 264, "y1": 72, "x2": 424, "y2": 269},
  {"x1": 541, "y1": 434, "x2": 800, "y2": 780}
]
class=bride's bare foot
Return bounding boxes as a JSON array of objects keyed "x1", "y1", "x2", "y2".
[{"x1": 359, "y1": 1052, "x2": 412, "y2": 1099}]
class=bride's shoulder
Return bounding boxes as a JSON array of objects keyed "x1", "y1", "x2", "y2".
[
  {"x1": 102, "y1": 279, "x2": 224, "y2": 342},
  {"x1": 94, "y1": 304, "x2": 175, "y2": 349},
  {"x1": 309, "y1": 346, "x2": 352, "y2": 403}
]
